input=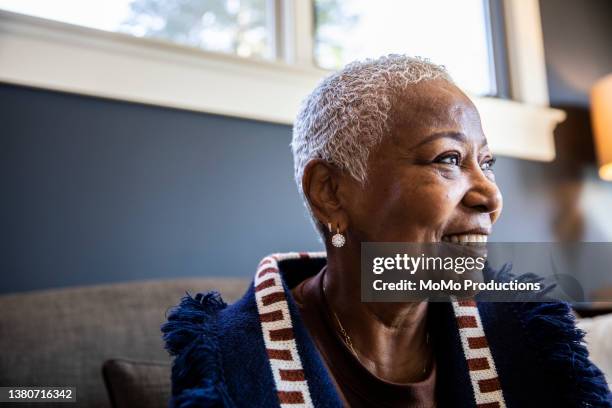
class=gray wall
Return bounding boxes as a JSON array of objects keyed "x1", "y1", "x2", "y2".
[
  {"x1": 1, "y1": 0, "x2": 612, "y2": 293},
  {"x1": 0, "y1": 84, "x2": 322, "y2": 293},
  {"x1": 540, "y1": 0, "x2": 612, "y2": 107}
]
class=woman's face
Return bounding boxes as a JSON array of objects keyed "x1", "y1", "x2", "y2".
[{"x1": 343, "y1": 79, "x2": 502, "y2": 243}]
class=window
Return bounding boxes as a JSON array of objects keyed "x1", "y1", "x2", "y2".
[
  {"x1": 314, "y1": 0, "x2": 498, "y2": 96},
  {"x1": 1, "y1": 0, "x2": 500, "y2": 95},
  {"x1": 0, "y1": 0, "x2": 273, "y2": 59}
]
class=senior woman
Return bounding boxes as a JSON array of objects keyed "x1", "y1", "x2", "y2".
[{"x1": 163, "y1": 55, "x2": 610, "y2": 408}]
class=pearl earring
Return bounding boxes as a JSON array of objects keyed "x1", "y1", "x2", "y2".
[{"x1": 328, "y1": 222, "x2": 346, "y2": 248}]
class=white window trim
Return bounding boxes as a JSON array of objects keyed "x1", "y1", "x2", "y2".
[{"x1": 0, "y1": 1, "x2": 564, "y2": 161}]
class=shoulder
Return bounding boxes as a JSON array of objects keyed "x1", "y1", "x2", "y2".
[
  {"x1": 479, "y1": 300, "x2": 611, "y2": 407},
  {"x1": 162, "y1": 290, "x2": 233, "y2": 408},
  {"x1": 477, "y1": 264, "x2": 610, "y2": 405}
]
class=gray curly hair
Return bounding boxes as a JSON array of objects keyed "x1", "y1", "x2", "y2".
[{"x1": 291, "y1": 54, "x2": 454, "y2": 239}]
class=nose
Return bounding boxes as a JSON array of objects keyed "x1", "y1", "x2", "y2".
[{"x1": 462, "y1": 169, "x2": 503, "y2": 223}]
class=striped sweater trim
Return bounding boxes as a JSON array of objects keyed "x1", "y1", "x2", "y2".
[
  {"x1": 254, "y1": 251, "x2": 325, "y2": 408},
  {"x1": 452, "y1": 299, "x2": 507, "y2": 408},
  {"x1": 254, "y1": 252, "x2": 506, "y2": 408}
]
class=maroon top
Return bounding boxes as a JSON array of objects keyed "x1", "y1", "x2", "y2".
[{"x1": 292, "y1": 266, "x2": 436, "y2": 408}]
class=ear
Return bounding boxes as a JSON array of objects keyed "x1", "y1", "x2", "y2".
[{"x1": 301, "y1": 159, "x2": 348, "y2": 232}]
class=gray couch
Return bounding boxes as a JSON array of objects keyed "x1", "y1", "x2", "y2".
[{"x1": 0, "y1": 278, "x2": 249, "y2": 407}]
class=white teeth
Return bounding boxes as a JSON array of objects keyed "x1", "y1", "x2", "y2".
[{"x1": 442, "y1": 234, "x2": 488, "y2": 244}]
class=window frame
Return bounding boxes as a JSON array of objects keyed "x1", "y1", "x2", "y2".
[{"x1": 0, "y1": 0, "x2": 564, "y2": 161}]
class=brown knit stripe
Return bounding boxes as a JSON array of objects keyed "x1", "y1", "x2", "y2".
[
  {"x1": 258, "y1": 267, "x2": 278, "y2": 278},
  {"x1": 478, "y1": 377, "x2": 502, "y2": 393},
  {"x1": 279, "y1": 369, "x2": 305, "y2": 381},
  {"x1": 458, "y1": 299, "x2": 477, "y2": 307},
  {"x1": 262, "y1": 291, "x2": 285, "y2": 306},
  {"x1": 267, "y1": 349, "x2": 292, "y2": 360},
  {"x1": 457, "y1": 315, "x2": 478, "y2": 328},
  {"x1": 477, "y1": 403, "x2": 500, "y2": 408},
  {"x1": 467, "y1": 336, "x2": 489, "y2": 349},
  {"x1": 260, "y1": 310, "x2": 284, "y2": 322},
  {"x1": 467, "y1": 357, "x2": 490, "y2": 371},
  {"x1": 270, "y1": 328, "x2": 295, "y2": 341},
  {"x1": 255, "y1": 278, "x2": 276, "y2": 292},
  {"x1": 277, "y1": 391, "x2": 304, "y2": 404}
]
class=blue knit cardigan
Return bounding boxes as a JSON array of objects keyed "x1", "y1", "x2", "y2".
[{"x1": 162, "y1": 252, "x2": 611, "y2": 408}]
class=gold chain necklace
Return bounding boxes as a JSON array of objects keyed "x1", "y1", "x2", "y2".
[
  {"x1": 322, "y1": 276, "x2": 432, "y2": 375},
  {"x1": 321, "y1": 277, "x2": 359, "y2": 357}
]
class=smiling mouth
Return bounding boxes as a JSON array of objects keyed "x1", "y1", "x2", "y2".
[{"x1": 441, "y1": 234, "x2": 488, "y2": 244}]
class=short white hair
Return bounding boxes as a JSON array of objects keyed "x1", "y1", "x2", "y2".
[{"x1": 291, "y1": 54, "x2": 453, "y2": 238}]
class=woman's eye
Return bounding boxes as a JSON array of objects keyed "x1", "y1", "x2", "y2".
[
  {"x1": 481, "y1": 156, "x2": 497, "y2": 171},
  {"x1": 435, "y1": 153, "x2": 460, "y2": 166}
]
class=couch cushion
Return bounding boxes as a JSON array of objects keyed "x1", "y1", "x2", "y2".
[{"x1": 102, "y1": 359, "x2": 170, "y2": 408}]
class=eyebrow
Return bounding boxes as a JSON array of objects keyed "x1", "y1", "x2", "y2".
[{"x1": 410, "y1": 131, "x2": 487, "y2": 149}]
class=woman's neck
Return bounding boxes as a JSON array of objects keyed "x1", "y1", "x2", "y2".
[{"x1": 324, "y1": 249, "x2": 432, "y2": 383}]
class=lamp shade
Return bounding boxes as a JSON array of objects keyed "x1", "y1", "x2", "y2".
[{"x1": 591, "y1": 73, "x2": 612, "y2": 181}]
